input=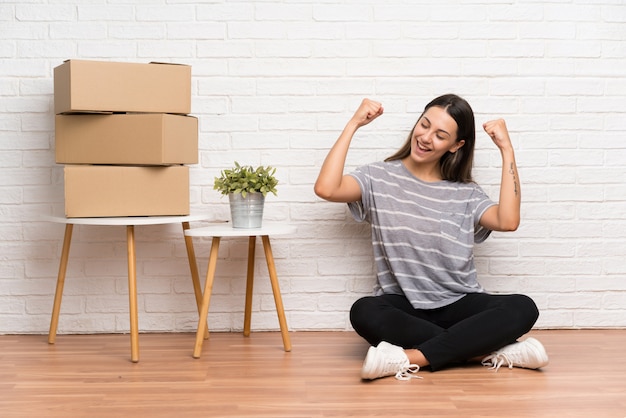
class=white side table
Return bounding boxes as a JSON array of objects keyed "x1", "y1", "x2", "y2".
[
  {"x1": 185, "y1": 222, "x2": 296, "y2": 358},
  {"x1": 45, "y1": 214, "x2": 210, "y2": 363}
]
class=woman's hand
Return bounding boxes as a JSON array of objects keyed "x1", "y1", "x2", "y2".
[
  {"x1": 350, "y1": 99, "x2": 384, "y2": 129},
  {"x1": 483, "y1": 119, "x2": 512, "y2": 152}
]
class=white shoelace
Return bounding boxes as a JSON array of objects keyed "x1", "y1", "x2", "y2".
[
  {"x1": 481, "y1": 353, "x2": 512, "y2": 372},
  {"x1": 395, "y1": 364, "x2": 423, "y2": 380}
]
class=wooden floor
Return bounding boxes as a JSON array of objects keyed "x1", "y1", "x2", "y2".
[{"x1": 1, "y1": 330, "x2": 625, "y2": 418}]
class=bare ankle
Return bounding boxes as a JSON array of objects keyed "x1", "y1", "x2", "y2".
[{"x1": 404, "y1": 349, "x2": 430, "y2": 368}]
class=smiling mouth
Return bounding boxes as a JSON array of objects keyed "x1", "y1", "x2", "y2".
[{"x1": 416, "y1": 141, "x2": 431, "y2": 152}]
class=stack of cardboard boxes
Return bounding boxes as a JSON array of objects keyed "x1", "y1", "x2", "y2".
[{"x1": 53, "y1": 59, "x2": 197, "y2": 217}]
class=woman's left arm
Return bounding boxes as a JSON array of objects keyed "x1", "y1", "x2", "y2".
[{"x1": 479, "y1": 119, "x2": 521, "y2": 232}]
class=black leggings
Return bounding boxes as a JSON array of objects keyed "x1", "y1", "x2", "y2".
[{"x1": 350, "y1": 293, "x2": 539, "y2": 371}]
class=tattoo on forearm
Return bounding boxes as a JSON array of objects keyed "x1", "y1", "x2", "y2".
[{"x1": 509, "y1": 163, "x2": 519, "y2": 197}]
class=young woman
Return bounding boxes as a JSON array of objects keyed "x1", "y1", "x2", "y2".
[{"x1": 314, "y1": 95, "x2": 548, "y2": 380}]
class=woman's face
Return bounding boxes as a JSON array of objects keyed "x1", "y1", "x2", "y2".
[{"x1": 409, "y1": 106, "x2": 465, "y2": 165}]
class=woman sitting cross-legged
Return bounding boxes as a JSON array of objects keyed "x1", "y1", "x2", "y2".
[{"x1": 314, "y1": 95, "x2": 548, "y2": 380}]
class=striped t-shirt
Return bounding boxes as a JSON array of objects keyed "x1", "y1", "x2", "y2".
[{"x1": 348, "y1": 160, "x2": 496, "y2": 309}]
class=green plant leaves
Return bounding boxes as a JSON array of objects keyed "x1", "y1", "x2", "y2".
[{"x1": 213, "y1": 161, "x2": 278, "y2": 197}]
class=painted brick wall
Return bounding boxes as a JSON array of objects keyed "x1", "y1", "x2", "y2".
[{"x1": 1, "y1": 1, "x2": 625, "y2": 334}]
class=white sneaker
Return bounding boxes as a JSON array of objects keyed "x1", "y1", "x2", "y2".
[
  {"x1": 482, "y1": 337, "x2": 549, "y2": 372},
  {"x1": 361, "y1": 341, "x2": 421, "y2": 381}
]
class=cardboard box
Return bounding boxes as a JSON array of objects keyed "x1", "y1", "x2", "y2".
[
  {"x1": 55, "y1": 114, "x2": 198, "y2": 165},
  {"x1": 64, "y1": 165, "x2": 189, "y2": 217},
  {"x1": 54, "y1": 60, "x2": 191, "y2": 114}
]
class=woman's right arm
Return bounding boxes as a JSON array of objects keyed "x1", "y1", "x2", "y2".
[{"x1": 314, "y1": 99, "x2": 384, "y2": 203}]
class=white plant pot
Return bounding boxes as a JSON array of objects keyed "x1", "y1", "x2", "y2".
[{"x1": 229, "y1": 192, "x2": 265, "y2": 228}]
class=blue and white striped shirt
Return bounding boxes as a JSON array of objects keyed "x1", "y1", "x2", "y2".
[{"x1": 348, "y1": 160, "x2": 496, "y2": 309}]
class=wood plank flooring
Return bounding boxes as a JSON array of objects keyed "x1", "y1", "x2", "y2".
[{"x1": 1, "y1": 330, "x2": 625, "y2": 417}]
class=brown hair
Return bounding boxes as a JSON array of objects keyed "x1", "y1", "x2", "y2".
[{"x1": 385, "y1": 94, "x2": 476, "y2": 183}]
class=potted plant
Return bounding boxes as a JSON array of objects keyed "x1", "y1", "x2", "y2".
[{"x1": 213, "y1": 162, "x2": 279, "y2": 228}]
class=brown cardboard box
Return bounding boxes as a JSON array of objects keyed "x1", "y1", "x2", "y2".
[
  {"x1": 64, "y1": 165, "x2": 189, "y2": 217},
  {"x1": 55, "y1": 114, "x2": 198, "y2": 165},
  {"x1": 54, "y1": 60, "x2": 191, "y2": 114}
]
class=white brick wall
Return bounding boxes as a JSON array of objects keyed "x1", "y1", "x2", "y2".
[{"x1": 1, "y1": 0, "x2": 625, "y2": 334}]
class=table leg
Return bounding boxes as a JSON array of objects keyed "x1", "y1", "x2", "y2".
[
  {"x1": 182, "y1": 222, "x2": 209, "y2": 340},
  {"x1": 48, "y1": 224, "x2": 74, "y2": 344},
  {"x1": 261, "y1": 235, "x2": 291, "y2": 352},
  {"x1": 243, "y1": 236, "x2": 256, "y2": 337},
  {"x1": 126, "y1": 225, "x2": 139, "y2": 363},
  {"x1": 193, "y1": 237, "x2": 221, "y2": 359}
]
